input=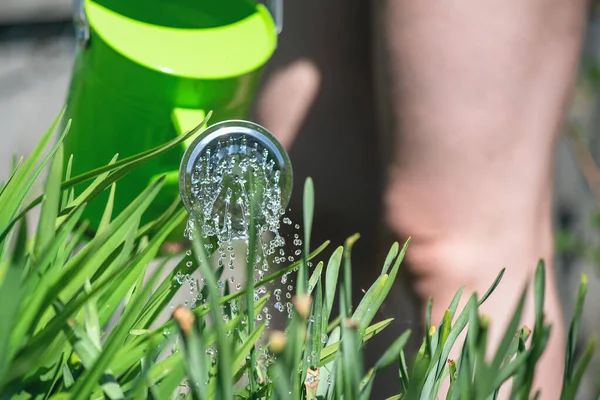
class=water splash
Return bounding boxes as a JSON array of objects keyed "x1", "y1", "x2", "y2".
[{"x1": 177, "y1": 121, "x2": 303, "y2": 326}]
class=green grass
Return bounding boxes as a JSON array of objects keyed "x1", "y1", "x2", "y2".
[{"x1": 0, "y1": 111, "x2": 596, "y2": 399}]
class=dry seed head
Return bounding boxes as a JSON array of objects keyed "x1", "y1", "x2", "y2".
[
  {"x1": 293, "y1": 295, "x2": 312, "y2": 319},
  {"x1": 269, "y1": 330, "x2": 287, "y2": 354},
  {"x1": 305, "y1": 367, "x2": 320, "y2": 390},
  {"x1": 344, "y1": 318, "x2": 360, "y2": 329},
  {"x1": 480, "y1": 315, "x2": 491, "y2": 327},
  {"x1": 173, "y1": 306, "x2": 195, "y2": 335}
]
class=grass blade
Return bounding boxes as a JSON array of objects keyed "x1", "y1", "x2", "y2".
[
  {"x1": 34, "y1": 144, "x2": 63, "y2": 258},
  {"x1": 323, "y1": 246, "x2": 343, "y2": 325},
  {"x1": 300, "y1": 177, "x2": 315, "y2": 295}
]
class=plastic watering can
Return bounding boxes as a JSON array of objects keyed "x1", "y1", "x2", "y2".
[{"x1": 62, "y1": 0, "x2": 281, "y2": 232}]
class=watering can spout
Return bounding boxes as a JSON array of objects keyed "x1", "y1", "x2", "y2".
[{"x1": 178, "y1": 121, "x2": 293, "y2": 240}]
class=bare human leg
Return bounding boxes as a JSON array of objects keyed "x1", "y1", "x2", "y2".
[{"x1": 375, "y1": 0, "x2": 587, "y2": 397}]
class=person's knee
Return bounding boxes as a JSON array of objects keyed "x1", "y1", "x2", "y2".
[{"x1": 383, "y1": 170, "x2": 555, "y2": 298}]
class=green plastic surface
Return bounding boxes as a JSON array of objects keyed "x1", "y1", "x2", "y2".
[
  {"x1": 86, "y1": 0, "x2": 277, "y2": 79},
  {"x1": 63, "y1": 0, "x2": 275, "y2": 234}
]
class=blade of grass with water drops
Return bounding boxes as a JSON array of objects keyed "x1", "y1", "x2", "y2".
[
  {"x1": 307, "y1": 261, "x2": 323, "y2": 295},
  {"x1": 245, "y1": 171, "x2": 259, "y2": 395},
  {"x1": 233, "y1": 323, "x2": 267, "y2": 380},
  {"x1": 132, "y1": 256, "x2": 191, "y2": 330},
  {"x1": 192, "y1": 233, "x2": 233, "y2": 400},
  {"x1": 316, "y1": 326, "x2": 340, "y2": 399},
  {"x1": 307, "y1": 279, "x2": 324, "y2": 372},
  {"x1": 219, "y1": 241, "x2": 330, "y2": 305}
]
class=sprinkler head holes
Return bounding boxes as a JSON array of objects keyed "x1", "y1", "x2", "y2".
[{"x1": 179, "y1": 120, "x2": 293, "y2": 241}]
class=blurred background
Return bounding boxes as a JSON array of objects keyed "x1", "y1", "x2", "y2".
[{"x1": 3, "y1": 1, "x2": 600, "y2": 397}]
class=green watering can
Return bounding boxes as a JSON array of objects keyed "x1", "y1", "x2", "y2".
[{"x1": 62, "y1": 0, "x2": 281, "y2": 232}]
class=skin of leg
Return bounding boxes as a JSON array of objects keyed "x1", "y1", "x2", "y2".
[
  {"x1": 255, "y1": 59, "x2": 321, "y2": 149},
  {"x1": 376, "y1": 0, "x2": 587, "y2": 397}
]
